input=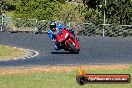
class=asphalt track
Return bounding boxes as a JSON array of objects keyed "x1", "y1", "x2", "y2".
[{"x1": 0, "y1": 32, "x2": 132, "y2": 67}]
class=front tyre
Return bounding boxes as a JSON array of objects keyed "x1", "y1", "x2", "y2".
[{"x1": 67, "y1": 42, "x2": 79, "y2": 54}]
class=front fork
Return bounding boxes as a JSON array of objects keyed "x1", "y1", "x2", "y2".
[{"x1": 66, "y1": 38, "x2": 79, "y2": 49}]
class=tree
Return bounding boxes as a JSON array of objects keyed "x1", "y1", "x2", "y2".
[
  {"x1": 14, "y1": 0, "x2": 65, "y2": 20},
  {"x1": 84, "y1": 0, "x2": 132, "y2": 25},
  {"x1": 106, "y1": 0, "x2": 132, "y2": 25}
]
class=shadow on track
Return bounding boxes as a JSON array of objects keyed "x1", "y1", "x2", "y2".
[{"x1": 51, "y1": 51, "x2": 74, "y2": 54}]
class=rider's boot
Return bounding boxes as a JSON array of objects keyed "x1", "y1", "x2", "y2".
[{"x1": 54, "y1": 43, "x2": 60, "y2": 51}]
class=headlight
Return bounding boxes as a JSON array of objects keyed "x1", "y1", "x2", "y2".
[{"x1": 65, "y1": 33, "x2": 69, "y2": 39}]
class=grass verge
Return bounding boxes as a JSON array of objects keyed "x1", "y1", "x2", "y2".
[
  {"x1": 0, "y1": 65, "x2": 131, "y2": 88},
  {"x1": 0, "y1": 45, "x2": 25, "y2": 60}
]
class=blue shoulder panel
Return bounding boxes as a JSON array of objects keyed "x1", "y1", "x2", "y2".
[
  {"x1": 56, "y1": 24, "x2": 64, "y2": 29},
  {"x1": 47, "y1": 29, "x2": 52, "y2": 40}
]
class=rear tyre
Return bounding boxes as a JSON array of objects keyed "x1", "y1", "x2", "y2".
[{"x1": 67, "y1": 42, "x2": 79, "y2": 54}]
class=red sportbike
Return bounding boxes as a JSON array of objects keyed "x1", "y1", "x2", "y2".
[{"x1": 56, "y1": 28, "x2": 80, "y2": 54}]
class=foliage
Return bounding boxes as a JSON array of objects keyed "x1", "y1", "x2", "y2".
[
  {"x1": 1, "y1": 0, "x2": 17, "y2": 11},
  {"x1": 55, "y1": 3, "x2": 85, "y2": 23},
  {"x1": 3, "y1": 0, "x2": 132, "y2": 25},
  {"x1": 2, "y1": 0, "x2": 132, "y2": 37},
  {"x1": 106, "y1": 0, "x2": 132, "y2": 25},
  {"x1": 79, "y1": 0, "x2": 132, "y2": 36},
  {"x1": 14, "y1": 0, "x2": 65, "y2": 20},
  {"x1": 84, "y1": 0, "x2": 132, "y2": 25},
  {"x1": 84, "y1": 0, "x2": 103, "y2": 24}
]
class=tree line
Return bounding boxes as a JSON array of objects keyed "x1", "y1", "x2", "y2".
[{"x1": 1, "y1": 0, "x2": 132, "y2": 25}]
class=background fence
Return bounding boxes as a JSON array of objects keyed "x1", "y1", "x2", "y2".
[
  {"x1": 0, "y1": 14, "x2": 49, "y2": 33},
  {"x1": 79, "y1": 23, "x2": 132, "y2": 37},
  {"x1": 0, "y1": 13, "x2": 132, "y2": 37}
]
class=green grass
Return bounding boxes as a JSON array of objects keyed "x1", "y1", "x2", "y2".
[
  {"x1": 0, "y1": 66, "x2": 131, "y2": 88},
  {"x1": 0, "y1": 45, "x2": 25, "y2": 60}
]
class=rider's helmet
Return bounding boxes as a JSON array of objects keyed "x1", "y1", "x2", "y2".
[{"x1": 49, "y1": 21, "x2": 56, "y2": 32}]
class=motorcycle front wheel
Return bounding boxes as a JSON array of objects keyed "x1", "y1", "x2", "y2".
[{"x1": 67, "y1": 42, "x2": 79, "y2": 54}]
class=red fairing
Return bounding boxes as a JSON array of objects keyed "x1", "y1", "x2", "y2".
[
  {"x1": 56, "y1": 28, "x2": 68, "y2": 43},
  {"x1": 56, "y1": 28, "x2": 79, "y2": 51}
]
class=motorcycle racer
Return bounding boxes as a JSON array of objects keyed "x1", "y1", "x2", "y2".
[{"x1": 47, "y1": 21, "x2": 75, "y2": 50}]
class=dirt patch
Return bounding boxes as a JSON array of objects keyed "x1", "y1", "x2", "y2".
[{"x1": 0, "y1": 64, "x2": 129, "y2": 76}]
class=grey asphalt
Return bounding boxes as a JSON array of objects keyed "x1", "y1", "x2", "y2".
[{"x1": 0, "y1": 32, "x2": 132, "y2": 67}]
